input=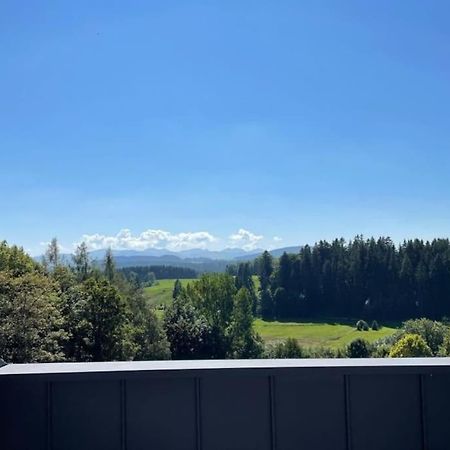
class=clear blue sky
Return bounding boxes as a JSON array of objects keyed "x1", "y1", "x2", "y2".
[{"x1": 2, "y1": 1, "x2": 450, "y2": 255}]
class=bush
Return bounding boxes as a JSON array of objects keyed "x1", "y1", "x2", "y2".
[
  {"x1": 346, "y1": 339, "x2": 371, "y2": 358},
  {"x1": 308, "y1": 346, "x2": 339, "y2": 358},
  {"x1": 271, "y1": 338, "x2": 305, "y2": 358},
  {"x1": 371, "y1": 320, "x2": 380, "y2": 331},
  {"x1": 438, "y1": 332, "x2": 450, "y2": 356},
  {"x1": 371, "y1": 343, "x2": 391, "y2": 358},
  {"x1": 402, "y1": 319, "x2": 448, "y2": 355},
  {"x1": 389, "y1": 334, "x2": 432, "y2": 358},
  {"x1": 356, "y1": 320, "x2": 369, "y2": 331}
]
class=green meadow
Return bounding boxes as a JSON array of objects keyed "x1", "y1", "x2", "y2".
[
  {"x1": 145, "y1": 278, "x2": 398, "y2": 349},
  {"x1": 254, "y1": 319, "x2": 396, "y2": 349},
  {"x1": 143, "y1": 278, "x2": 196, "y2": 307}
]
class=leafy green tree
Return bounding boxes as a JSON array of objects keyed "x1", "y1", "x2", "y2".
[
  {"x1": 402, "y1": 318, "x2": 447, "y2": 355},
  {"x1": 0, "y1": 240, "x2": 37, "y2": 275},
  {"x1": 229, "y1": 288, "x2": 263, "y2": 358},
  {"x1": 164, "y1": 294, "x2": 212, "y2": 359},
  {"x1": 188, "y1": 273, "x2": 236, "y2": 357},
  {"x1": 0, "y1": 272, "x2": 66, "y2": 363},
  {"x1": 130, "y1": 303, "x2": 171, "y2": 360},
  {"x1": 389, "y1": 334, "x2": 432, "y2": 357},
  {"x1": 438, "y1": 332, "x2": 450, "y2": 356},
  {"x1": 346, "y1": 338, "x2": 371, "y2": 358},
  {"x1": 80, "y1": 278, "x2": 130, "y2": 361}
]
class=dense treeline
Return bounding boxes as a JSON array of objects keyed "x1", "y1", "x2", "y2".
[
  {"x1": 0, "y1": 241, "x2": 171, "y2": 363},
  {"x1": 119, "y1": 265, "x2": 197, "y2": 285},
  {"x1": 256, "y1": 236, "x2": 450, "y2": 321},
  {"x1": 0, "y1": 240, "x2": 260, "y2": 363}
]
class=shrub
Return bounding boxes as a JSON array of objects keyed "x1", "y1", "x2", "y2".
[
  {"x1": 309, "y1": 346, "x2": 339, "y2": 358},
  {"x1": 371, "y1": 343, "x2": 391, "y2": 358},
  {"x1": 346, "y1": 339, "x2": 371, "y2": 358},
  {"x1": 438, "y1": 332, "x2": 450, "y2": 356},
  {"x1": 271, "y1": 338, "x2": 305, "y2": 358},
  {"x1": 389, "y1": 334, "x2": 432, "y2": 358},
  {"x1": 356, "y1": 320, "x2": 369, "y2": 331},
  {"x1": 402, "y1": 319, "x2": 448, "y2": 355},
  {"x1": 371, "y1": 320, "x2": 380, "y2": 331}
]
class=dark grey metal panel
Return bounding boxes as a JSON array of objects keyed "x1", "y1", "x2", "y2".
[
  {"x1": 52, "y1": 380, "x2": 121, "y2": 450},
  {"x1": 200, "y1": 375, "x2": 272, "y2": 450},
  {"x1": 0, "y1": 378, "x2": 47, "y2": 450},
  {"x1": 349, "y1": 374, "x2": 422, "y2": 450},
  {"x1": 423, "y1": 374, "x2": 450, "y2": 450},
  {"x1": 275, "y1": 374, "x2": 347, "y2": 450},
  {"x1": 126, "y1": 377, "x2": 197, "y2": 450},
  {"x1": 3, "y1": 360, "x2": 450, "y2": 450}
]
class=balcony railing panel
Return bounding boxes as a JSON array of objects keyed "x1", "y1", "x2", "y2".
[{"x1": 1, "y1": 358, "x2": 450, "y2": 450}]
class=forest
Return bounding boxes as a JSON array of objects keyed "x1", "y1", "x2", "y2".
[
  {"x1": 255, "y1": 236, "x2": 450, "y2": 321},
  {"x1": 119, "y1": 265, "x2": 197, "y2": 285}
]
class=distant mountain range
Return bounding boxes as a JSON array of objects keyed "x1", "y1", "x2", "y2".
[
  {"x1": 35, "y1": 246, "x2": 302, "y2": 271},
  {"x1": 88, "y1": 247, "x2": 263, "y2": 261}
]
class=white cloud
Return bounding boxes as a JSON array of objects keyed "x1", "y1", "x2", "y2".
[
  {"x1": 229, "y1": 228, "x2": 263, "y2": 251},
  {"x1": 273, "y1": 236, "x2": 283, "y2": 242},
  {"x1": 76, "y1": 228, "x2": 217, "y2": 252}
]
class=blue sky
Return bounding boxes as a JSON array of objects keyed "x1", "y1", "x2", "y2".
[{"x1": 2, "y1": 1, "x2": 450, "y2": 255}]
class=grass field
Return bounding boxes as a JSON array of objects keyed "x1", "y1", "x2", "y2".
[
  {"x1": 143, "y1": 279, "x2": 196, "y2": 307},
  {"x1": 145, "y1": 278, "x2": 398, "y2": 349},
  {"x1": 254, "y1": 319, "x2": 397, "y2": 349}
]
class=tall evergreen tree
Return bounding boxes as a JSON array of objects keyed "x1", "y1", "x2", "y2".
[
  {"x1": 104, "y1": 247, "x2": 116, "y2": 283},
  {"x1": 258, "y1": 250, "x2": 274, "y2": 292},
  {"x1": 45, "y1": 237, "x2": 60, "y2": 271},
  {"x1": 172, "y1": 279, "x2": 183, "y2": 299},
  {"x1": 73, "y1": 242, "x2": 90, "y2": 281}
]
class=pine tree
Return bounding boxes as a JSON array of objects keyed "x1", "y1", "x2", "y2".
[
  {"x1": 73, "y1": 242, "x2": 90, "y2": 281},
  {"x1": 258, "y1": 250, "x2": 274, "y2": 292},
  {"x1": 45, "y1": 237, "x2": 60, "y2": 271},
  {"x1": 104, "y1": 248, "x2": 116, "y2": 283},
  {"x1": 172, "y1": 279, "x2": 183, "y2": 299}
]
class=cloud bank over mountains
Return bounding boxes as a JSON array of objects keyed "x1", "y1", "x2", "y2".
[
  {"x1": 72, "y1": 228, "x2": 275, "y2": 253},
  {"x1": 229, "y1": 228, "x2": 263, "y2": 251}
]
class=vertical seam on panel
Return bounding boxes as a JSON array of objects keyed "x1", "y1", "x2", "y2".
[
  {"x1": 419, "y1": 374, "x2": 427, "y2": 450},
  {"x1": 121, "y1": 379, "x2": 127, "y2": 450},
  {"x1": 195, "y1": 377, "x2": 202, "y2": 450},
  {"x1": 344, "y1": 375, "x2": 352, "y2": 450},
  {"x1": 269, "y1": 375, "x2": 277, "y2": 450},
  {"x1": 47, "y1": 381, "x2": 53, "y2": 450}
]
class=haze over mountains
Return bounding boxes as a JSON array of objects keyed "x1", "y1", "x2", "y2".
[
  {"x1": 36, "y1": 246, "x2": 302, "y2": 271},
  {"x1": 90, "y1": 246, "x2": 301, "y2": 262}
]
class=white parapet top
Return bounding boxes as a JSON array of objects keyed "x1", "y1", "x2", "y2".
[{"x1": 1, "y1": 357, "x2": 450, "y2": 376}]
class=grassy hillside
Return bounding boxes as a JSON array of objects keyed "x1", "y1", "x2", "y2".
[
  {"x1": 144, "y1": 279, "x2": 196, "y2": 307},
  {"x1": 254, "y1": 319, "x2": 396, "y2": 349}
]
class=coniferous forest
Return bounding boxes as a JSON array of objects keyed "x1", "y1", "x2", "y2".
[{"x1": 256, "y1": 236, "x2": 450, "y2": 321}]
